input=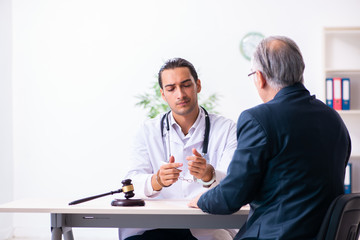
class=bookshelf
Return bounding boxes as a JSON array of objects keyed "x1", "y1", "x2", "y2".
[{"x1": 324, "y1": 27, "x2": 360, "y2": 193}]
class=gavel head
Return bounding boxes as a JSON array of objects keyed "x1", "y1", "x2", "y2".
[{"x1": 121, "y1": 179, "x2": 135, "y2": 199}]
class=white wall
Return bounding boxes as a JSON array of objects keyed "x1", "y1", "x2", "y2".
[
  {"x1": 4, "y1": 0, "x2": 360, "y2": 239},
  {"x1": 0, "y1": 0, "x2": 13, "y2": 239}
]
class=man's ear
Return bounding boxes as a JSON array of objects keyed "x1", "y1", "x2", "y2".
[
  {"x1": 196, "y1": 79, "x2": 201, "y2": 93},
  {"x1": 257, "y1": 71, "x2": 267, "y2": 89},
  {"x1": 160, "y1": 88, "x2": 167, "y2": 102}
]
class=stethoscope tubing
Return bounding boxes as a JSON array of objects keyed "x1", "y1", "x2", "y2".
[{"x1": 160, "y1": 106, "x2": 210, "y2": 160}]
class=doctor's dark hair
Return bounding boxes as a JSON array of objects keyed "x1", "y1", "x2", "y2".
[
  {"x1": 158, "y1": 58, "x2": 199, "y2": 89},
  {"x1": 252, "y1": 36, "x2": 305, "y2": 90}
]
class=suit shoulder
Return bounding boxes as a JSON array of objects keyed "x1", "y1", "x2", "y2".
[{"x1": 239, "y1": 104, "x2": 270, "y2": 122}]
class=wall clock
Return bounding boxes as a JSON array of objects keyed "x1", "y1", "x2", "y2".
[{"x1": 239, "y1": 32, "x2": 265, "y2": 61}]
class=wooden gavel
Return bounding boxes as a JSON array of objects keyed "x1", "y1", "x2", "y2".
[{"x1": 68, "y1": 179, "x2": 136, "y2": 205}]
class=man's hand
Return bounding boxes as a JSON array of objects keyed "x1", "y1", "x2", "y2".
[
  {"x1": 187, "y1": 148, "x2": 214, "y2": 181},
  {"x1": 152, "y1": 156, "x2": 182, "y2": 190},
  {"x1": 188, "y1": 192, "x2": 202, "y2": 209}
]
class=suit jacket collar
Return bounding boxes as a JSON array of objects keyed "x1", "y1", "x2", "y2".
[{"x1": 272, "y1": 83, "x2": 309, "y2": 100}]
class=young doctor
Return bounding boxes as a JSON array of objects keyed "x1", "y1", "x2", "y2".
[{"x1": 119, "y1": 58, "x2": 238, "y2": 240}]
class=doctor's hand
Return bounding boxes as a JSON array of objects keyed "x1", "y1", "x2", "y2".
[
  {"x1": 152, "y1": 156, "x2": 182, "y2": 191},
  {"x1": 187, "y1": 148, "x2": 214, "y2": 181}
]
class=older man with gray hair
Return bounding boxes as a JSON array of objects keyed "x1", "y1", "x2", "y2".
[{"x1": 189, "y1": 36, "x2": 351, "y2": 240}]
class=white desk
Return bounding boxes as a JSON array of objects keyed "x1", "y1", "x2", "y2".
[{"x1": 0, "y1": 198, "x2": 249, "y2": 240}]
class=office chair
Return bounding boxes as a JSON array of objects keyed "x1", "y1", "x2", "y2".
[{"x1": 317, "y1": 193, "x2": 360, "y2": 240}]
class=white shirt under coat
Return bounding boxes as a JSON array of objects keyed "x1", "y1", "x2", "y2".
[{"x1": 119, "y1": 107, "x2": 238, "y2": 240}]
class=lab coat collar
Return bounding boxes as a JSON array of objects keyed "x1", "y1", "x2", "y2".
[{"x1": 168, "y1": 107, "x2": 206, "y2": 148}]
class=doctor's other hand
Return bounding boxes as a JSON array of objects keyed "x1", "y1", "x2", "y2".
[
  {"x1": 187, "y1": 148, "x2": 213, "y2": 181},
  {"x1": 152, "y1": 156, "x2": 182, "y2": 191},
  {"x1": 188, "y1": 192, "x2": 202, "y2": 209}
]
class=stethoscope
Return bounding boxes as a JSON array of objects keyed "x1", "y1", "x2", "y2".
[{"x1": 160, "y1": 106, "x2": 210, "y2": 161}]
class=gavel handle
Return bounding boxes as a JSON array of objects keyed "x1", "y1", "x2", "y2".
[{"x1": 68, "y1": 189, "x2": 122, "y2": 205}]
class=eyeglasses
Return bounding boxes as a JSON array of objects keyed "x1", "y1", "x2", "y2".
[
  {"x1": 248, "y1": 71, "x2": 256, "y2": 77},
  {"x1": 179, "y1": 175, "x2": 194, "y2": 183}
]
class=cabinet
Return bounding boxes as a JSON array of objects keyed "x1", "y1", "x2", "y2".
[{"x1": 324, "y1": 27, "x2": 360, "y2": 192}]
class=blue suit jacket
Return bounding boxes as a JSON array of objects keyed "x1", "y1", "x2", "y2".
[{"x1": 198, "y1": 83, "x2": 351, "y2": 240}]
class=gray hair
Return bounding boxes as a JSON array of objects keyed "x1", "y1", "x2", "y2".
[{"x1": 252, "y1": 36, "x2": 305, "y2": 90}]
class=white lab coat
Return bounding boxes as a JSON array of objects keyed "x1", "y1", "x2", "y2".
[{"x1": 119, "y1": 108, "x2": 238, "y2": 240}]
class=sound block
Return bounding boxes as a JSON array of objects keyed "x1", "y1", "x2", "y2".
[{"x1": 111, "y1": 198, "x2": 145, "y2": 207}]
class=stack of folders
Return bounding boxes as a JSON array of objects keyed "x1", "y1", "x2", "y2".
[
  {"x1": 326, "y1": 78, "x2": 350, "y2": 110},
  {"x1": 345, "y1": 163, "x2": 352, "y2": 194}
]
